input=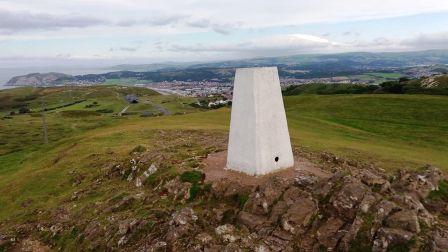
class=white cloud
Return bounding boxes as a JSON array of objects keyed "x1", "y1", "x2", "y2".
[
  {"x1": 1, "y1": 0, "x2": 448, "y2": 63},
  {"x1": 2, "y1": 0, "x2": 448, "y2": 34},
  {"x1": 170, "y1": 34, "x2": 337, "y2": 57},
  {"x1": 401, "y1": 31, "x2": 448, "y2": 50},
  {"x1": 0, "y1": 9, "x2": 105, "y2": 33}
]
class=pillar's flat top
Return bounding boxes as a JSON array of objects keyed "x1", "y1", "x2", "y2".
[{"x1": 236, "y1": 66, "x2": 277, "y2": 71}]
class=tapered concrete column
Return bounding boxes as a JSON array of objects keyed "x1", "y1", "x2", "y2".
[{"x1": 226, "y1": 67, "x2": 294, "y2": 176}]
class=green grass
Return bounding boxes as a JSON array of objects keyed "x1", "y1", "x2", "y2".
[
  {"x1": 1, "y1": 86, "x2": 448, "y2": 225},
  {"x1": 284, "y1": 95, "x2": 448, "y2": 170},
  {"x1": 367, "y1": 72, "x2": 402, "y2": 79},
  {"x1": 350, "y1": 72, "x2": 402, "y2": 84},
  {"x1": 102, "y1": 78, "x2": 143, "y2": 85},
  {"x1": 428, "y1": 180, "x2": 448, "y2": 201}
]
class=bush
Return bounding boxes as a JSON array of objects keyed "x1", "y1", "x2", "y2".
[
  {"x1": 140, "y1": 111, "x2": 154, "y2": 117},
  {"x1": 18, "y1": 107, "x2": 30, "y2": 114},
  {"x1": 189, "y1": 183, "x2": 202, "y2": 200},
  {"x1": 60, "y1": 110, "x2": 100, "y2": 117},
  {"x1": 96, "y1": 109, "x2": 114, "y2": 113},
  {"x1": 180, "y1": 170, "x2": 204, "y2": 184},
  {"x1": 85, "y1": 102, "x2": 99, "y2": 108},
  {"x1": 14, "y1": 94, "x2": 38, "y2": 102},
  {"x1": 379, "y1": 81, "x2": 405, "y2": 94}
]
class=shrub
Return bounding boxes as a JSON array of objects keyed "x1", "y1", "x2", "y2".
[
  {"x1": 180, "y1": 170, "x2": 203, "y2": 184},
  {"x1": 60, "y1": 110, "x2": 100, "y2": 117},
  {"x1": 96, "y1": 109, "x2": 114, "y2": 113},
  {"x1": 189, "y1": 183, "x2": 202, "y2": 200},
  {"x1": 18, "y1": 107, "x2": 30, "y2": 114}
]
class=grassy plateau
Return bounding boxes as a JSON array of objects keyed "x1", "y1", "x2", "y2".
[{"x1": 0, "y1": 85, "x2": 447, "y2": 243}]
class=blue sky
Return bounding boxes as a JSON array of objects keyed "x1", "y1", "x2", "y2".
[{"x1": 0, "y1": 0, "x2": 448, "y2": 67}]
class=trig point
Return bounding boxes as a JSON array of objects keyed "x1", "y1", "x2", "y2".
[{"x1": 226, "y1": 67, "x2": 294, "y2": 176}]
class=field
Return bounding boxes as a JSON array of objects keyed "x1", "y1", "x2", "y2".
[
  {"x1": 1, "y1": 86, "x2": 448, "y2": 246},
  {"x1": 350, "y1": 72, "x2": 403, "y2": 84}
]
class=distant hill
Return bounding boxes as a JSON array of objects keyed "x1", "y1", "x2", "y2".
[
  {"x1": 283, "y1": 74, "x2": 448, "y2": 96},
  {"x1": 6, "y1": 50, "x2": 448, "y2": 87},
  {"x1": 113, "y1": 50, "x2": 448, "y2": 71},
  {"x1": 111, "y1": 62, "x2": 198, "y2": 72},
  {"x1": 6, "y1": 72, "x2": 73, "y2": 87}
]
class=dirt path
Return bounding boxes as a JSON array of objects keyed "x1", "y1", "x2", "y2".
[
  {"x1": 202, "y1": 151, "x2": 331, "y2": 186},
  {"x1": 118, "y1": 105, "x2": 130, "y2": 116}
]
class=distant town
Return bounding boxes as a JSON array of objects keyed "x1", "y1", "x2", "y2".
[{"x1": 4, "y1": 50, "x2": 448, "y2": 100}]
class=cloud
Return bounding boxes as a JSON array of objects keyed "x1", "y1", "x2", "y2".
[
  {"x1": 115, "y1": 14, "x2": 187, "y2": 27},
  {"x1": 401, "y1": 31, "x2": 448, "y2": 50},
  {"x1": 169, "y1": 31, "x2": 448, "y2": 57},
  {"x1": 170, "y1": 34, "x2": 336, "y2": 57},
  {"x1": 349, "y1": 32, "x2": 448, "y2": 52},
  {"x1": 350, "y1": 37, "x2": 399, "y2": 50},
  {"x1": 109, "y1": 46, "x2": 139, "y2": 52},
  {"x1": 186, "y1": 18, "x2": 242, "y2": 35},
  {"x1": 186, "y1": 19, "x2": 211, "y2": 29},
  {"x1": 2, "y1": 0, "x2": 448, "y2": 63},
  {"x1": 0, "y1": 9, "x2": 105, "y2": 33},
  {"x1": 0, "y1": 8, "x2": 237, "y2": 35}
]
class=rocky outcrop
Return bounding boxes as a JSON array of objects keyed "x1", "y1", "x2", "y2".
[
  {"x1": 204, "y1": 166, "x2": 447, "y2": 251},
  {"x1": 2, "y1": 147, "x2": 446, "y2": 252}
]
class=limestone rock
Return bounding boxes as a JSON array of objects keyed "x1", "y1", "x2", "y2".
[
  {"x1": 215, "y1": 224, "x2": 239, "y2": 243},
  {"x1": 280, "y1": 193, "x2": 317, "y2": 234},
  {"x1": 237, "y1": 211, "x2": 268, "y2": 230},
  {"x1": 19, "y1": 239, "x2": 50, "y2": 252},
  {"x1": 104, "y1": 196, "x2": 135, "y2": 213},
  {"x1": 293, "y1": 171, "x2": 318, "y2": 189},
  {"x1": 166, "y1": 207, "x2": 198, "y2": 242},
  {"x1": 430, "y1": 229, "x2": 448, "y2": 251},
  {"x1": 373, "y1": 228, "x2": 414, "y2": 252},
  {"x1": 163, "y1": 177, "x2": 190, "y2": 201},
  {"x1": 196, "y1": 233, "x2": 213, "y2": 244},
  {"x1": 135, "y1": 164, "x2": 157, "y2": 187},
  {"x1": 244, "y1": 178, "x2": 290, "y2": 216},
  {"x1": 117, "y1": 219, "x2": 139, "y2": 235},
  {"x1": 385, "y1": 210, "x2": 420, "y2": 233},
  {"x1": 359, "y1": 169, "x2": 391, "y2": 193},
  {"x1": 331, "y1": 177, "x2": 368, "y2": 221},
  {"x1": 316, "y1": 217, "x2": 345, "y2": 249},
  {"x1": 393, "y1": 167, "x2": 443, "y2": 199}
]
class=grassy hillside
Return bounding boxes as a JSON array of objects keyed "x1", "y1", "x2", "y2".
[
  {"x1": 284, "y1": 95, "x2": 448, "y2": 170},
  {"x1": 283, "y1": 74, "x2": 448, "y2": 96},
  {"x1": 1, "y1": 87, "x2": 448, "y2": 248}
]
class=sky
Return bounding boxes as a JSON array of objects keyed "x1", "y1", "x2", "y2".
[{"x1": 1, "y1": 0, "x2": 448, "y2": 67}]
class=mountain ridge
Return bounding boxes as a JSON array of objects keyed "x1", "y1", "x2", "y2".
[{"x1": 5, "y1": 50, "x2": 448, "y2": 87}]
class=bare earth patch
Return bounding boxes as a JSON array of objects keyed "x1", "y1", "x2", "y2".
[{"x1": 203, "y1": 151, "x2": 331, "y2": 186}]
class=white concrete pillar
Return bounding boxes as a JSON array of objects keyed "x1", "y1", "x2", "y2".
[{"x1": 226, "y1": 67, "x2": 294, "y2": 176}]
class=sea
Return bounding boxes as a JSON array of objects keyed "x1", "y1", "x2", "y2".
[{"x1": 0, "y1": 67, "x2": 114, "y2": 90}]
